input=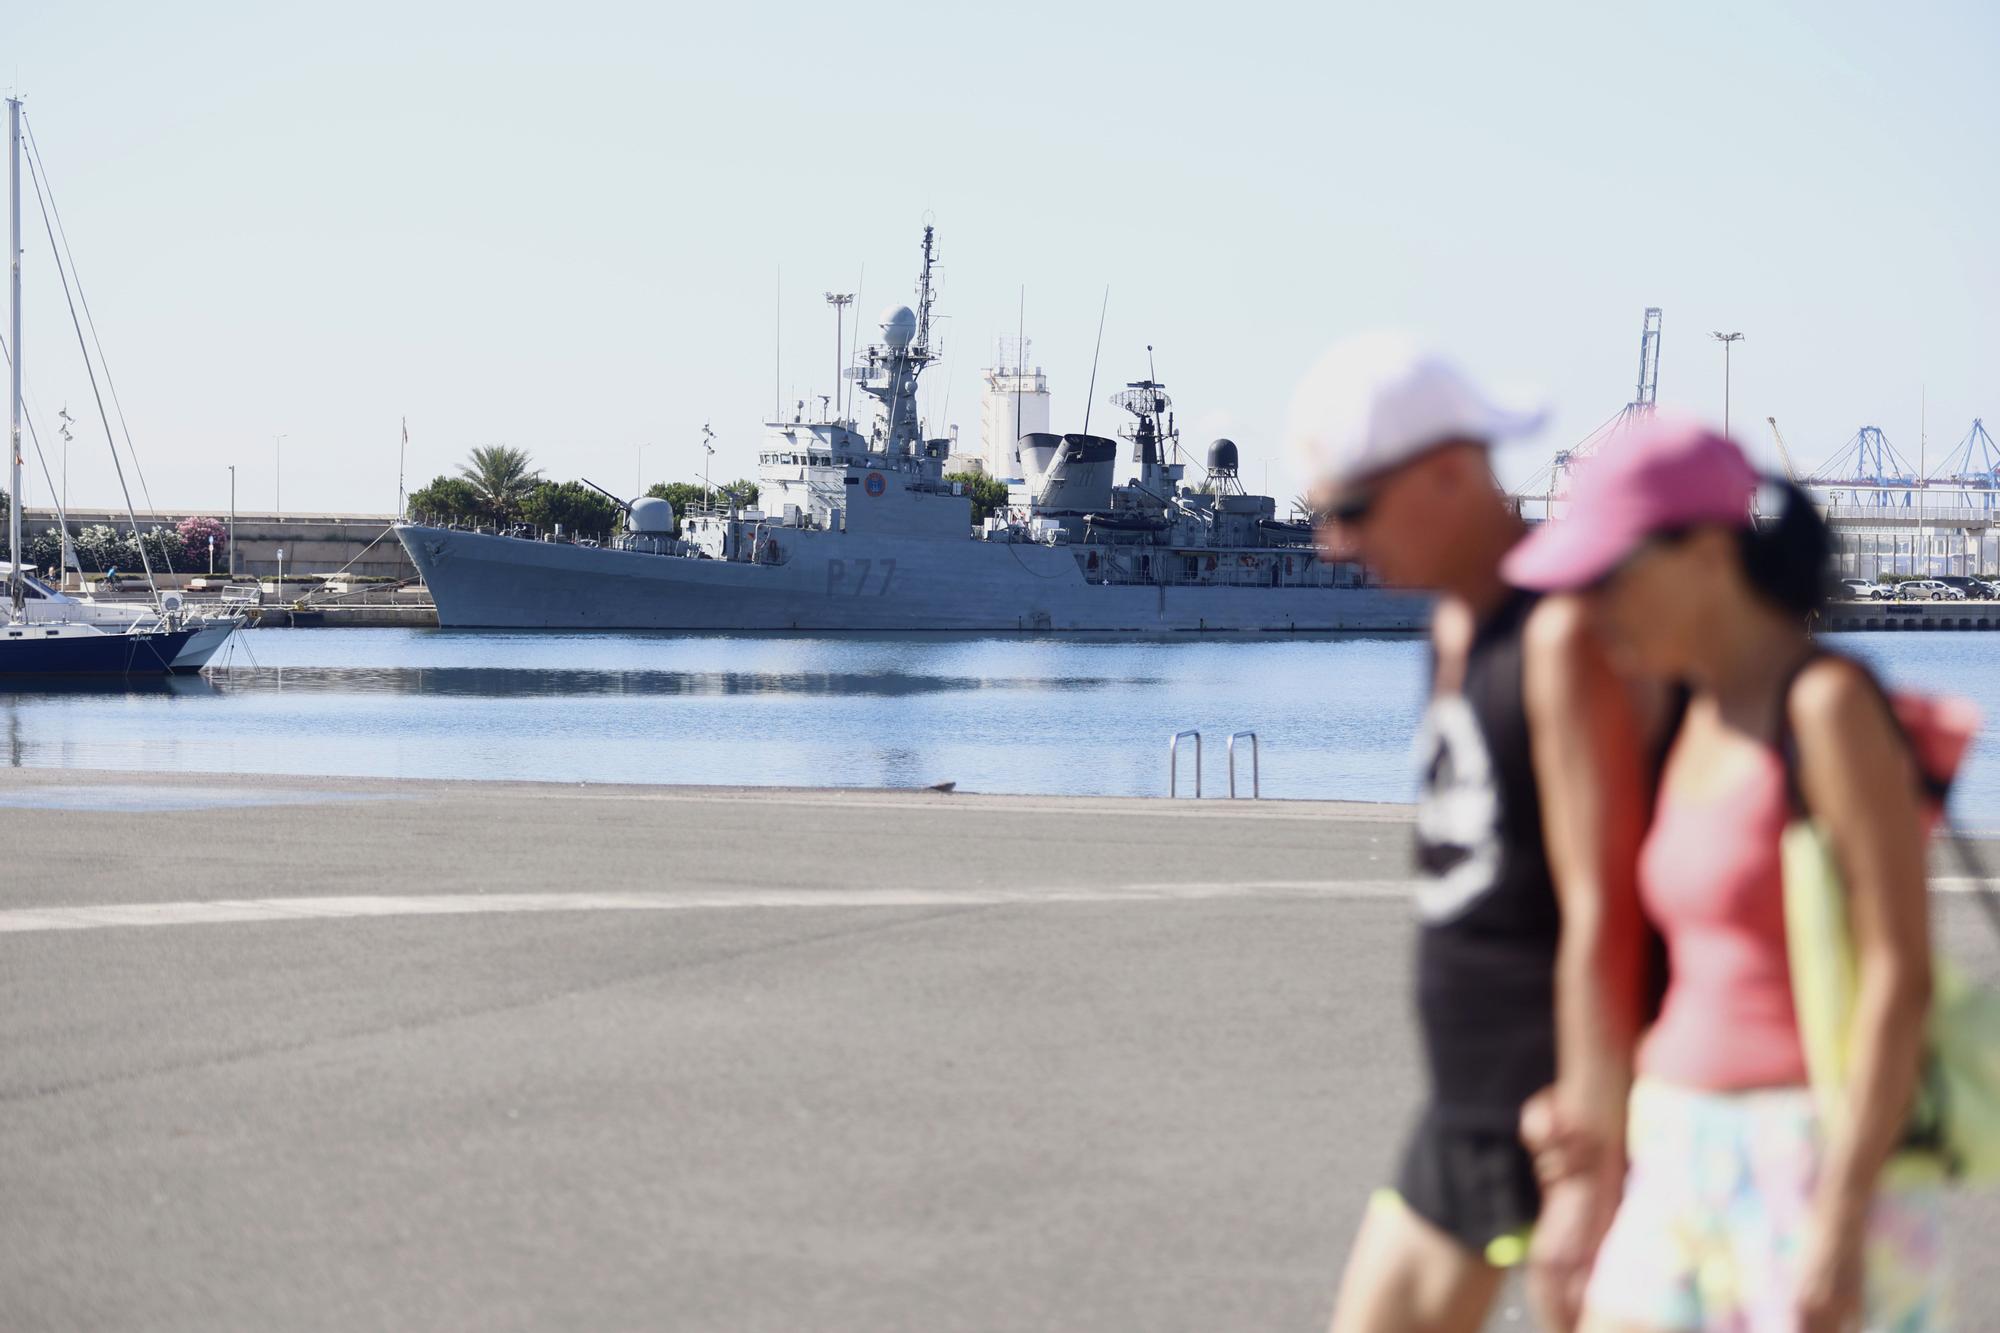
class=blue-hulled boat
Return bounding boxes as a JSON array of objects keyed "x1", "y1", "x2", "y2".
[{"x1": 0, "y1": 620, "x2": 195, "y2": 674}]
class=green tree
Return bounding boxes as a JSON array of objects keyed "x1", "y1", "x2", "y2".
[
  {"x1": 457, "y1": 445, "x2": 541, "y2": 521},
  {"x1": 522, "y1": 481, "x2": 623, "y2": 539},
  {"x1": 74, "y1": 524, "x2": 121, "y2": 572},
  {"x1": 645, "y1": 481, "x2": 712, "y2": 512},
  {"x1": 945, "y1": 471, "x2": 1010, "y2": 523},
  {"x1": 134, "y1": 525, "x2": 186, "y2": 569},
  {"x1": 26, "y1": 527, "x2": 64, "y2": 571},
  {"x1": 407, "y1": 475, "x2": 485, "y2": 525},
  {"x1": 644, "y1": 479, "x2": 759, "y2": 512}
]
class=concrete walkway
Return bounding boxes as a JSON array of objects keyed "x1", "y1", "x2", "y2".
[{"x1": 1, "y1": 769, "x2": 1993, "y2": 1331}]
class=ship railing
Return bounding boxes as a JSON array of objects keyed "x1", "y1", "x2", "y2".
[{"x1": 1080, "y1": 556, "x2": 1367, "y2": 590}]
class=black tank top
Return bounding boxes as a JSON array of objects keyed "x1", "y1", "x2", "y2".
[{"x1": 1410, "y1": 589, "x2": 1559, "y2": 1127}]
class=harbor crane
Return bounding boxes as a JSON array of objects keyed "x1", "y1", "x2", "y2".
[
  {"x1": 1804, "y1": 427, "x2": 1918, "y2": 508},
  {"x1": 1766, "y1": 417, "x2": 1800, "y2": 483},
  {"x1": 1529, "y1": 307, "x2": 1663, "y2": 514},
  {"x1": 1632, "y1": 306, "x2": 1662, "y2": 411},
  {"x1": 1925, "y1": 419, "x2": 2000, "y2": 510}
]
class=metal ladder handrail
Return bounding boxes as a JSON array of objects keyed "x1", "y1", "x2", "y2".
[
  {"x1": 1168, "y1": 729, "x2": 1201, "y2": 798},
  {"x1": 1227, "y1": 731, "x2": 1260, "y2": 799}
]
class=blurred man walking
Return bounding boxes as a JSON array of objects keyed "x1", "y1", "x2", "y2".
[{"x1": 1288, "y1": 336, "x2": 1649, "y2": 1333}]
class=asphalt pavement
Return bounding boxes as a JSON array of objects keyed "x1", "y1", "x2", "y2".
[{"x1": 2, "y1": 770, "x2": 1994, "y2": 1331}]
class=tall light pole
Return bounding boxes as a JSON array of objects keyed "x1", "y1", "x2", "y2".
[
  {"x1": 700, "y1": 422, "x2": 716, "y2": 509},
  {"x1": 825, "y1": 292, "x2": 853, "y2": 423},
  {"x1": 637, "y1": 441, "x2": 649, "y2": 500},
  {"x1": 1711, "y1": 332, "x2": 1743, "y2": 436},
  {"x1": 227, "y1": 465, "x2": 236, "y2": 577},
  {"x1": 274, "y1": 433, "x2": 288, "y2": 517}
]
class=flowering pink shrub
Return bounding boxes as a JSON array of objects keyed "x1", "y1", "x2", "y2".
[{"x1": 178, "y1": 514, "x2": 228, "y2": 560}]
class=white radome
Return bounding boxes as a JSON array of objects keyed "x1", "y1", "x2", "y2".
[
  {"x1": 881, "y1": 305, "x2": 918, "y2": 350},
  {"x1": 629, "y1": 497, "x2": 675, "y2": 534}
]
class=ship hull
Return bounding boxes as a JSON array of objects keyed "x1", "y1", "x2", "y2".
[{"x1": 397, "y1": 524, "x2": 1429, "y2": 633}]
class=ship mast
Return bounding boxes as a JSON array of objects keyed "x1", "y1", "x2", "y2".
[
  {"x1": 914, "y1": 225, "x2": 937, "y2": 360},
  {"x1": 8, "y1": 97, "x2": 22, "y2": 620}
]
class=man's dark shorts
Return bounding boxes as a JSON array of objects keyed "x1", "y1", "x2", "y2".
[{"x1": 1391, "y1": 1107, "x2": 1542, "y2": 1264}]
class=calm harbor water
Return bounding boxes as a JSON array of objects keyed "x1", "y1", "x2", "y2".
[{"x1": 0, "y1": 629, "x2": 1992, "y2": 814}]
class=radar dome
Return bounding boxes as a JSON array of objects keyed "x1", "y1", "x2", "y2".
[
  {"x1": 1207, "y1": 438, "x2": 1240, "y2": 476},
  {"x1": 881, "y1": 305, "x2": 918, "y2": 350},
  {"x1": 629, "y1": 496, "x2": 675, "y2": 535}
]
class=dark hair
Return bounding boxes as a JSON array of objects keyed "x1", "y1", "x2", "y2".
[{"x1": 1738, "y1": 478, "x2": 1828, "y2": 616}]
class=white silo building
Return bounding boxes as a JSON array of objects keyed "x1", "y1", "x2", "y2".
[{"x1": 975, "y1": 338, "x2": 1051, "y2": 481}]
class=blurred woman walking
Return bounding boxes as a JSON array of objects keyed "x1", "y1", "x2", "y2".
[{"x1": 1506, "y1": 419, "x2": 1947, "y2": 1331}]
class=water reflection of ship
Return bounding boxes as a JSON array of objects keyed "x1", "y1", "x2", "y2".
[
  {"x1": 398, "y1": 226, "x2": 1428, "y2": 633},
  {"x1": 199, "y1": 665, "x2": 1151, "y2": 699}
]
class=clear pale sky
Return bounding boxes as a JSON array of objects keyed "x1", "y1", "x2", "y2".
[{"x1": 7, "y1": 0, "x2": 1997, "y2": 515}]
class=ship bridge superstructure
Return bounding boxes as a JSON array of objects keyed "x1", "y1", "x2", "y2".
[{"x1": 725, "y1": 225, "x2": 967, "y2": 545}]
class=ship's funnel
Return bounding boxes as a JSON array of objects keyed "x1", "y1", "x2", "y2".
[
  {"x1": 1036, "y1": 434, "x2": 1117, "y2": 513},
  {"x1": 1018, "y1": 431, "x2": 1063, "y2": 489}
]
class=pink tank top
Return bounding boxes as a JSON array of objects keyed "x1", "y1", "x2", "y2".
[{"x1": 1637, "y1": 745, "x2": 1809, "y2": 1089}]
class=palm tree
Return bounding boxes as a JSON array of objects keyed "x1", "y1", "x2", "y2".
[{"x1": 457, "y1": 445, "x2": 541, "y2": 522}]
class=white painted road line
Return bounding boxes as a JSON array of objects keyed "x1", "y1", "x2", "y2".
[
  {"x1": 6, "y1": 876, "x2": 1986, "y2": 937},
  {"x1": 0, "y1": 881, "x2": 1419, "y2": 935}
]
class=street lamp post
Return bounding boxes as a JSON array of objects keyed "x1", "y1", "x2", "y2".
[
  {"x1": 825, "y1": 292, "x2": 854, "y2": 423},
  {"x1": 1711, "y1": 331, "x2": 1744, "y2": 436},
  {"x1": 275, "y1": 433, "x2": 288, "y2": 517}
]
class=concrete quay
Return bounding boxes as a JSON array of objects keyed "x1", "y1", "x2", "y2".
[
  {"x1": 2, "y1": 769, "x2": 1995, "y2": 1331},
  {"x1": 1822, "y1": 597, "x2": 2000, "y2": 631}
]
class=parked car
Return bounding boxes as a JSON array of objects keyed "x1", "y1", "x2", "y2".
[
  {"x1": 1897, "y1": 579, "x2": 1967, "y2": 602},
  {"x1": 1935, "y1": 576, "x2": 1991, "y2": 600},
  {"x1": 1836, "y1": 578, "x2": 1894, "y2": 601}
]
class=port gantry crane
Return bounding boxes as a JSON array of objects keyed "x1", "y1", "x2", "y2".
[
  {"x1": 1924, "y1": 419, "x2": 2000, "y2": 510},
  {"x1": 1526, "y1": 307, "x2": 1662, "y2": 517},
  {"x1": 1804, "y1": 427, "x2": 1919, "y2": 508},
  {"x1": 1766, "y1": 417, "x2": 1800, "y2": 483}
]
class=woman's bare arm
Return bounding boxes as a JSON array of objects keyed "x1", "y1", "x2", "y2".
[{"x1": 1790, "y1": 658, "x2": 1932, "y2": 1236}]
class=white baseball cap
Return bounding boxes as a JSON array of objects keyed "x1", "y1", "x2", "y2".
[{"x1": 1285, "y1": 332, "x2": 1548, "y2": 493}]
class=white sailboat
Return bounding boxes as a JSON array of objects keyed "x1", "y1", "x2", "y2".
[{"x1": 2, "y1": 96, "x2": 192, "y2": 675}]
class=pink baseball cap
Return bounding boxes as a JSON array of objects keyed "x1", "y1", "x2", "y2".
[{"x1": 1503, "y1": 416, "x2": 1759, "y2": 591}]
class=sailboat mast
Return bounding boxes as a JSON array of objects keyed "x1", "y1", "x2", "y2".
[{"x1": 8, "y1": 97, "x2": 23, "y2": 617}]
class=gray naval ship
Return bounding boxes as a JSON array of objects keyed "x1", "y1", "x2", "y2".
[{"x1": 397, "y1": 229, "x2": 1427, "y2": 633}]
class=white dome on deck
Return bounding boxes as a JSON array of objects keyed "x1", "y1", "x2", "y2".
[
  {"x1": 881, "y1": 305, "x2": 917, "y2": 350},
  {"x1": 629, "y1": 497, "x2": 675, "y2": 534}
]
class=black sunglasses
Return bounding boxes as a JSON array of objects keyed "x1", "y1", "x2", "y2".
[{"x1": 1318, "y1": 487, "x2": 1381, "y2": 527}]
